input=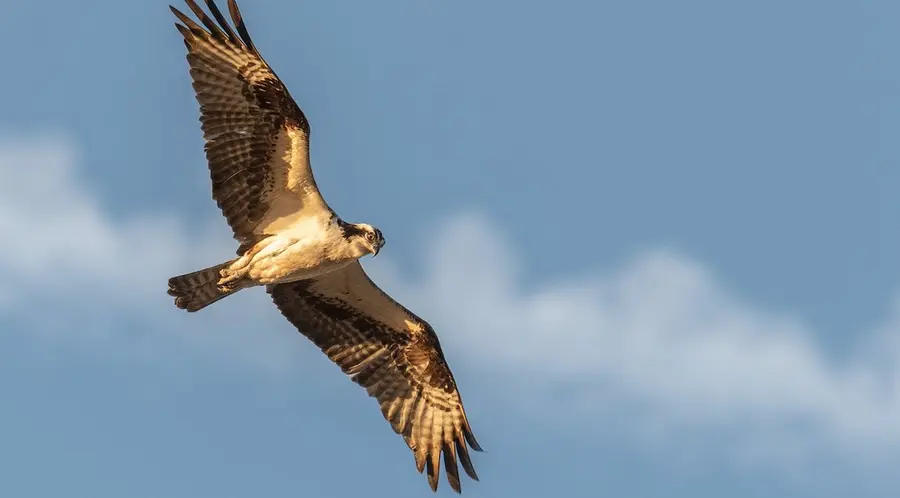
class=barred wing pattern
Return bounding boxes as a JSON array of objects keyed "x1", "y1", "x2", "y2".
[
  {"x1": 171, "y1": 0, "x2": 329, "y2": 254},
  {"x1": 269, "y1": 262, "x2": 482, "y2": 493}
]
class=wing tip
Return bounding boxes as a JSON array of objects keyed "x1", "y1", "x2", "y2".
[
  {"x1": 425, "y1": 453, "x2": 441, "y2": 492},
  {"x1": 169, "y1": 5, "x2": 191, "y2": 25},
  {"x1": 467, "y1": 433, "x2": 484, "y2": 453},
  {"x1": 227, "y1": 0, "x2": 258, "y2": 53},
  {"x1": 202, "y1": 0, "x2": 240, "y2": 43},
  {"x1": 171, "y1": 0, "x2": 249, "y2": 49},
  {"x1": 411, "y1": 431, "x2": 481, "y2": 493},
  {"x1": 443, "y1": 441, "x2": 462, "y2": 493}
]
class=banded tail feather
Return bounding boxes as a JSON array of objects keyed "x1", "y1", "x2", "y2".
[{"x1": 167, "y1": 259, "x2": 246, "y2": 312}]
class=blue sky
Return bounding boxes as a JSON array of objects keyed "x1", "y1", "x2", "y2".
[{"x1": 2, "y1": 0, "x2": 900, "y2": 496}]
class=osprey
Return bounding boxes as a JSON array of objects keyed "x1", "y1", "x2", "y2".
[{"x1": 166, "y1": 0, "x2": 482, "y2": 493}]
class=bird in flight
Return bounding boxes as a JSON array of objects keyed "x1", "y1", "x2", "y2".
[{"x1": 166, "y1": 0, "x2": 482, "y2": 492}]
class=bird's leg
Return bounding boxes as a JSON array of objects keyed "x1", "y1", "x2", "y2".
[
  {"x1": 216, "y1": 236, "x2": 277, "y2": 288},
  {"x1": 217, "y1": 268, "x2": 247, "y2": 288},
  {"x1": 217, "y1": 252, "x2": 253, "y2": 288}
]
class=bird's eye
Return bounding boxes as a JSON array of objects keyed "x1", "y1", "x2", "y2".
[{"x1": 366, "y1": 232, "x2": 375, "y2": 241}]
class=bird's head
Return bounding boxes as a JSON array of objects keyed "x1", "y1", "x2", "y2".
[{"x1": 343, "y1": 222, "x2": 386, "y2": 258}]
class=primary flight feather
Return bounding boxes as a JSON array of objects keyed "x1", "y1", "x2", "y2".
[{"x1": 166, "y1": 0, "x2": 482, "y2": 492}]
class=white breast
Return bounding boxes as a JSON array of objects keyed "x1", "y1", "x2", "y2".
[{"x1": 282, "y1": 215, "x2": 332, "y2": 241}]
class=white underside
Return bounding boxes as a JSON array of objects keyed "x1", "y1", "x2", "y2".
[{"x1": 222, "y1": 214, "x2": 356, "y2": 286}]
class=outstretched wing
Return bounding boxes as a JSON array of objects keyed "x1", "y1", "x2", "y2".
[
  {"x1": 171, "y1": 0, "x2": 330, "y2": 253},
  {"x1": 268, "y1": 262, "x2": 483, "y2": 493}
]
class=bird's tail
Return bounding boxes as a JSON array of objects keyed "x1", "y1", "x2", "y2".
[{"x1": 167, "y1": 259, "x2": 247, "y2": 312}]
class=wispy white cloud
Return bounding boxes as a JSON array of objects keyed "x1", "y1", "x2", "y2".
[
  {"x1": 0, "y1": 134, "x2": 299, "y2": 367},
  {"x1": 372, "y1": 214, "x2": 900, "y2": 462},
  {"x1": 2, "y1": 134, "x2": 899, "y2": 469}
]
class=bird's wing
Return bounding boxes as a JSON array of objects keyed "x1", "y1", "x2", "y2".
[
  {"x1": 268, "y1": 262, "x2": 483, "y2": 493},
  {"x1": 171, "y1": 0, "x2": 330, "y2": 253}
]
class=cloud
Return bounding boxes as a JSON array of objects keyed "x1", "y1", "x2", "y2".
[
  {"x1": 368, "y1": 215, "x2": 900, "y2": 463},
  {"x1": 0, "y1": 134, "x2": 300, "y2": 368},
  {"x1": 2, "y1": 134, "x2": 899, "y2": 469}
]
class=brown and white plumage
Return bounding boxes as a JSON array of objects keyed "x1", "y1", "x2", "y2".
[
  {"x1": 171, "y1": 0, "x2": 326, "y2": 254},
  {"x1": 167, "y1": 0, "x2": 482, "y2": 492},
  {"x1": 269, "y1": 262, "x2": 482, "y2": 492},
  {"x1": 168, "y1": 0, "x2": 380, "y2": 309}
]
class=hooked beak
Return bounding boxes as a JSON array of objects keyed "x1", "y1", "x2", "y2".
[{"x1": 372, "y1": 239, "x2": 385, "y2": 257}]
